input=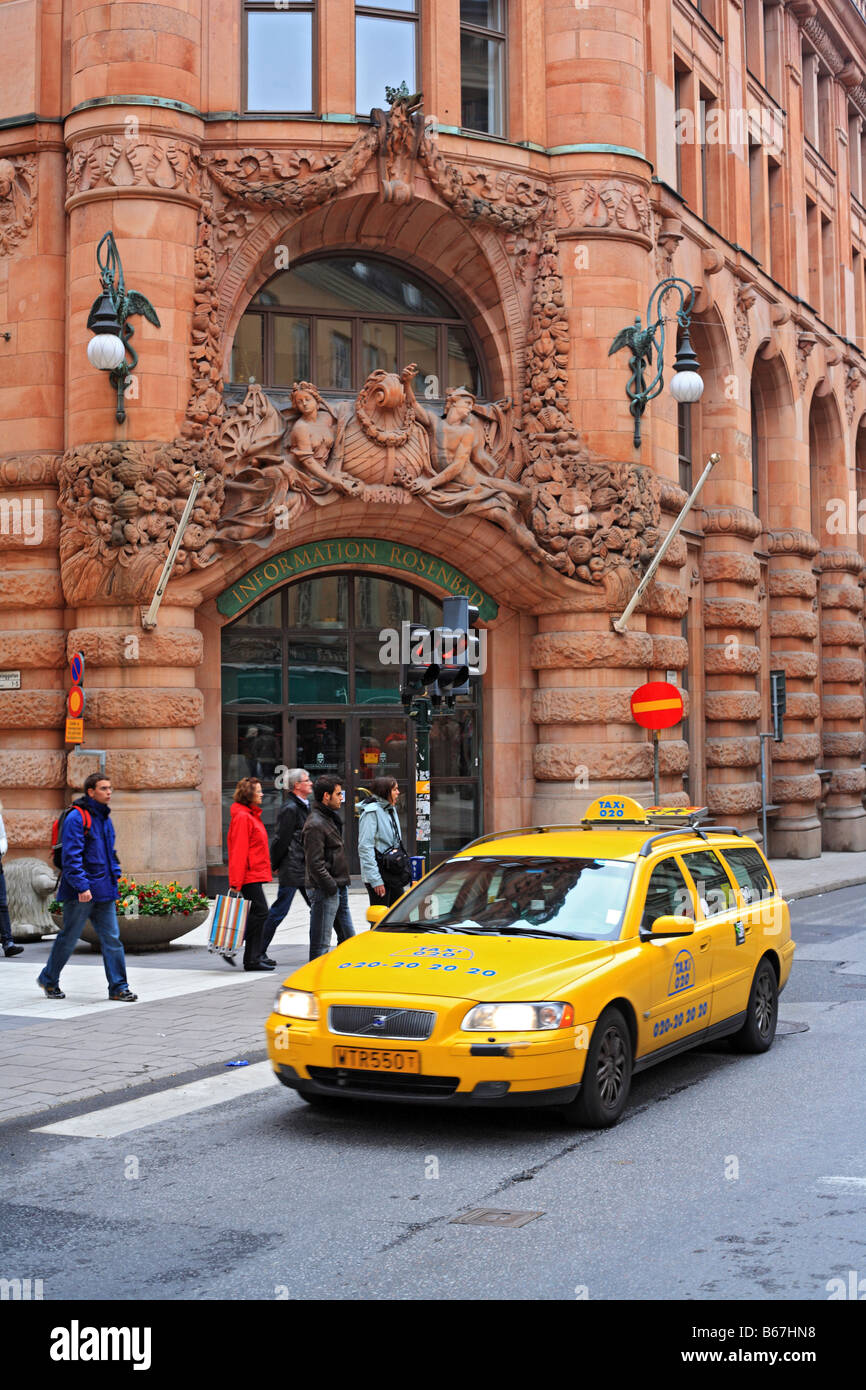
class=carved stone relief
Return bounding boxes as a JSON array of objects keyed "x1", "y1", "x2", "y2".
[
  {"x1": 735, "y1": 281, "x2": 757, "y2": 357},
  {"x1": 66, "y1": 135, "x2": 199, "y2": 199},
  {"x1": 0, "y1": 155, "x2": 36, "y2": 257},
  {"x1": 845, "y1": 363, "x2": 862, "y2": 424}
]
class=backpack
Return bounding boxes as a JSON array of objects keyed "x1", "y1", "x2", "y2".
[{"x1": 51, "y1": 801, "x2": 93, "y2": 872}]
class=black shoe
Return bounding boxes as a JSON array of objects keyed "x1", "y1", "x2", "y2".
[
  {"x1": 261, "y1": 955, "x2": 276, "y2": 966},
  {"x1": 109, "y1": 988, "x2": 138, "y2": 1002},
  {"x1": 244, "y1": 961, "x2": 275, "y2": 972},
  {"x1": 4, "y1": 944, "x2": 23, "y2": 957},
  {"x1": 38, "y1": 980, "x2": 65, "y2": 999}
]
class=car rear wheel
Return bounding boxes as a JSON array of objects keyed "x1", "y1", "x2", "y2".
[
  {"x1": 560, "y1": 1007, "x2": 633, "y2": 1129},
  {"x1": 730, "y1": 958, "x2": 778, "y2": 1054}
]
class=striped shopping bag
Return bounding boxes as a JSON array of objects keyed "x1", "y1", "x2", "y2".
[{"x1": 208, "y1": 891, "x2": 250, "y2": 964}]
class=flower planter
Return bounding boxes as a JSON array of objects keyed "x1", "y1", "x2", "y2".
[{"x1": 80, "y1": 909, "x2": 209, "y2": 953}]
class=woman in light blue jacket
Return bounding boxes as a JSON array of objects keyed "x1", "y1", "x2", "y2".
[
  {"x1": 0, "y1": 802, "x2": 24, "y2": 957},
  {"x1": 357, "y1": 776, "x2": 408, "y2": 907}
]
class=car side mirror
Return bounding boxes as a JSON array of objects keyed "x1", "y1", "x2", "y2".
[
  {"x1": 643, "y1": 914, "x2": 695, "y2": 939},
  {"x1": 366, "y1": 905, "x2": 388, "y2": 925}
]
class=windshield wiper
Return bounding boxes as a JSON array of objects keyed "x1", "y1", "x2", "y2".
[
  {"x1": 482, "y1": 928, "x2": 595, "y2": 941},
  {"x1": 374, "y1": 924, "x2": 460, "y2": 934}
]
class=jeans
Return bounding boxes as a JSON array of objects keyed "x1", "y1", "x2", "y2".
[
  {"x1": 365, "y1": 880, "x2": 405, "y2": 908},
  {"x1": 38, "y1": 898, "x2": 128, "y2": 995},
  {"x1": 261, "y1": 884, "x2": 309, "y2": 954},
  {"x1": 241, "y1": 882, "x2": 269, "y2": 968},
  {"x1": 309, "y1": 884, "x2": 355, "y2": 961},
  {"x1": 0, "y1": 866, "x2": 13, "y2": 947}
]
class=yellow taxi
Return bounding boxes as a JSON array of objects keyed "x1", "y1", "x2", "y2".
[{"x1": 265, "y1": 797, "x2": 795, "y2": 1127}]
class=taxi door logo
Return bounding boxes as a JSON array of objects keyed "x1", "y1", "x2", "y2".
[{"x1": 668, "y1": 949, "x2": 694, "y2": 996}]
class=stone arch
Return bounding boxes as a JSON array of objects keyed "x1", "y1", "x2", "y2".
[
  {"x1": 686, "y1": 300, "x2": 739, "y2": 506},
  {"x1": 809, "y1": 388, "x2": 846, "y2": 540},
  {"x1": 215, "y1": 178, "x2": 529, "y2": 403}
]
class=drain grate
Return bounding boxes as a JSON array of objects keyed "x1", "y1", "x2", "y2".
[
  {"x1": 776, "y1": 1020, "x2": 810, "y2": 1035},
  {"x1": 450, "y1": 1208, "x2": 544, "y2": 1229}
]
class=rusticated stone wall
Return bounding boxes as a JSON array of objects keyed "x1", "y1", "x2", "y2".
[
  {"x1": 62, "y1": 613, "x2": 206, "y2": 885},
  {"x1": 766, "y1": 530, "x2": 823, "y2": 857},
  {"x1": 701, "y1": 507, "x2": 764, "y2": 826},
  {"x1": 816, "y1": 549, "x2": 866, "y2": 850},
  {"x1": 0, "y1": 453, "x2": 65, "y2": 856}
]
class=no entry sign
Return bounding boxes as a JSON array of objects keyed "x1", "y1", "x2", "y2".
[
  {"x1": 70, "y1": 651, "x2": 85, "y2": 685},
  {"x1": 631, "y1": 681, "x2": 684, "y2": 730}
]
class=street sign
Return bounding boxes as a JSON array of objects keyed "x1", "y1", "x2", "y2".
[
  {"x1": 0, "y1": 671, "x2": 20, "y2": 690},
  {"x1": 69, "y1": 652, "x2": 85, "y2": 685},
  {"x1": 67, "y1": 686, "x2": 86, "y2": 719},
  {"x1": 65, "y1": 717, "x2": 84, "y2": 744},
  {"x1": 631, "y1": 681, "x2": 684, "y2": 730}
]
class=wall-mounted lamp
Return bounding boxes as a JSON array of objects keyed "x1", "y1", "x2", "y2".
[
  {"x1": 86, "y1": 231, "x2": 160, "y2": 424},
  {"x1": 609, "y1": 277, "x2": 704, "y2": 448}
]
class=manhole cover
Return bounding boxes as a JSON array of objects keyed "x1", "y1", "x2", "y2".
[
  {"x1": 450, "y1": 1208, "x2": 544, "y2": 1228},
  {"x1": 776, "y1": 1020, "x2": 810, "y2": 1035}
]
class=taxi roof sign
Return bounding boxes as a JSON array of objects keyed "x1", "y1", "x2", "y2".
[{"x1": 583, "y1": 797, "x2": 711, "y2": 827}]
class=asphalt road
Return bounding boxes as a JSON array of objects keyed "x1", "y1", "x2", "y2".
[{"x1": 1, "y1": 886, "x2": 864, "y2": 1302}]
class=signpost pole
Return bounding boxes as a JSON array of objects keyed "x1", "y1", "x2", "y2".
[
  {"x1": 653, "y1": 729, "x2": 660, "y2": 806},
  {"x1": 413, "y1": 696, "x2": 432, "y2": 876}
]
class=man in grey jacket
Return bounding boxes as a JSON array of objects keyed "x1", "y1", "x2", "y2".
[{"x1": 303, "y1": 776, "x2": 356, "y2": 961}]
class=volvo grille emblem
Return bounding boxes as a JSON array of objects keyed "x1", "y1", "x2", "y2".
[{"x1": 372, "y1": 1015, "x2": 388, "y2": 1029}]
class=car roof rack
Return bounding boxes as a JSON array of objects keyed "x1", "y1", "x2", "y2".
[
  {"x1": 638, "y1": 824, "x2": 744, "y2": 857},
  {"x1": 461, "y1": 819, "x2": 745, "y2": 857}
]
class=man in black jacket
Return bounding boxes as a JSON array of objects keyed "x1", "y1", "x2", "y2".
[
  {"x1": 303, "y1": 775, "x2": 356, "y2": 961},
  {"x1": 260, "y1": 768, "x2": 312, "y2": 965}
]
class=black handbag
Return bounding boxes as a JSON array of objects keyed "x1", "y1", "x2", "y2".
[{"x1": 375, "y1": 807, "x2": 412, "y2": 886}]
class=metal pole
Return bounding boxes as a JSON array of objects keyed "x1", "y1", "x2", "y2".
[
  {"x1": 653, "y1": 729, "x2": 660, "y2": 806},
  {"x1": 760, "y1": 731, "x2": 770, "y2": 856},
  {"x1": 141, "y1": 471, "x2": 204, "y2": 630},
  {"x1": 613, "y1": 452, "x2": 718, "y2": 634},
  {"x1": 413, "y1": 697, "x2": 432, "y2": 876}
]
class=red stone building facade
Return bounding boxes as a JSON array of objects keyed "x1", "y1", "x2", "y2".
[{"x1": 2, "y1": 0, "x2": 866, "y2": 884}]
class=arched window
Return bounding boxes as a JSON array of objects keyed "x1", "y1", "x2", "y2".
[{"x1": 230, "y1": 255, "x2": 484, "y2": 401}]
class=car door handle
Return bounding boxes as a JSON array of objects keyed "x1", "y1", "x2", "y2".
[{"x1": 699, "y1": 938, "x2": 710, "y2": 951}]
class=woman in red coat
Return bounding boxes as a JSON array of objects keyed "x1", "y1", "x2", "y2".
[{"x1": 227, "y1": 777, "x2": 274, "y2": 971}]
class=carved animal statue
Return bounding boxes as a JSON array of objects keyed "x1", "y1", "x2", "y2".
[{"x1": 4, "y1": 857, "x2": 59, "y2": 940}]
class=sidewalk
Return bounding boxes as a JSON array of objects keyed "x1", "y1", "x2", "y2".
[{"x1": 0, "y1": 859, "x2": 863, "y2": 1126}]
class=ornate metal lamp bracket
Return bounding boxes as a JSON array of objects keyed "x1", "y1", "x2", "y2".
[
  {"x1": 609, "y1": 277, "x2": 697, "y2": 448},
  {"x1": 86, "y1": 231, "x2": 161, "y2": 424}
]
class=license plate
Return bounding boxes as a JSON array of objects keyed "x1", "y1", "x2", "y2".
[{"x1": 333, "y1": 1047, "x2": 420, "y2": 1073}]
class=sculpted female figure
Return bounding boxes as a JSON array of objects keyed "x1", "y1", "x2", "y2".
[
  {"x1": 285, "y1": 382, "x2": 360, "y2": 500},
  {"x1": 401, "y1": 366, "x2": 549, "y2": 562}
]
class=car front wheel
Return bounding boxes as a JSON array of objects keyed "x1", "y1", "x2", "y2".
[
  {"x1": 560, "y1": 1007, "x2": 633, "y2": 1129},
  {"x1": 730, "y1": 958, "x2": 778, "y2": 1054}
]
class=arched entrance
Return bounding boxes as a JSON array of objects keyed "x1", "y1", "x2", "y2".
[{"x1": 220, "y1": 571, "x2": 483, "y2": 871}]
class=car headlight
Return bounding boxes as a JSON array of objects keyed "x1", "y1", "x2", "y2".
[
  {"x1": 461, "y1": 1001, "x2": 574, "y2": 1031},
  {"x1": 274, "y1": 989, "x2": 319, "y2": 1020}
]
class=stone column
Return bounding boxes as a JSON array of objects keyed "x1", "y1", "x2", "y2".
[
  {"x1": 817, "y1": 548, "x2": 866, "y2": 850},
  {"x1": 765, "y1": 529, "x2": 822, "y2": 857},
  {"x1": 701, "y1": 507, "x2": 763, "y2": 832},
  {"x1": 66, "y1": 607, "x2": 205, "y2": 885}
]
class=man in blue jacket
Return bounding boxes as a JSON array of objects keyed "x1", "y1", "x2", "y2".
[{"x1": 37, "y1": 773, "x2": 137, "y2": 1001}]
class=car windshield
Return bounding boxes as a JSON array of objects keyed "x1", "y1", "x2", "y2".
[{"x1": 376, "y1": 856, "x2": 634, "y2": 941}]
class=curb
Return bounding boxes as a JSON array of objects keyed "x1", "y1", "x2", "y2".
[{"x1": 779, "y1": 876, "x2": 866, "y2": 903}]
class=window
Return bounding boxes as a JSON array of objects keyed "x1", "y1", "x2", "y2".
[
  {"x1": 356, "y1": 2, "x2": 418, "y2": 116},
  {"x1": 681, "y1": 851, "x2": 737, "y2": 917},
  {"x1": 244, "y1": 1, "x2": 314, "y2": 114},
  {"x1": 460, "y1": 1, "x2": 506, "y2": 137},
  {"x1": 678, "y1": 398, "x2": 692, "y2": 494},
  {"x1": 230, "y1": 256, "x2": 484, "y2": 400},
  {"x1": 749, "y1": 138, "x2": 766, "y2": 263},
  {"x1": 750, "y1": 392, "x2": 762, "y2": 520},
  {"x1": 642, "y1": 858, "x2": 693, "y2": 933},
  {"x1": 721, "y1": 847, "x2": 775, "y2": 905}
]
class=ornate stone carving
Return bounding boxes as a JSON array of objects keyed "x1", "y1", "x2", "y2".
[
  {"x1": 800, "y1": 17, "x2": 844, "y2": 74},
  {"x1": 796, "y1": 331, "x2": 816, "y2": 395},
  {"x1": 734, "y1": 281, "x2": 757, "y2": 357},
  {"x1": 0, "y1": 452, "x2": 61, "y2": 487},
  {"x1": 58, "y1": 439, "x2": 224, "y2": 605},
  {"x1": 519, "y1": 231, "x2": 661, "y2": 583},
  {"x1": 653, "y1": 214, "x2": 683, "y2": 281},
  {"x1": 217, "y1": 368, "x2": 549, "y2": 562},
  {"x1": 4, "y1": 858, "x2": 58, "y2": 938},
  {"x1": 66, "y1": 136, "x2": 199, "y2": 199},
  {"x1": 183, "y1": 196, "x2": 224, "y2": 440},
  {"x1": 575, "y1": 180, "x2": 651, "y2": 237},
  {"x1": 200, "y1": 137, "x2": 379, "y2": 214},
  {"x1": 0, "y1": 155, "x2": 36, "y2": 257},
  {"x1": 845, "y1": 363, "x2": 862, "y2": 424}
]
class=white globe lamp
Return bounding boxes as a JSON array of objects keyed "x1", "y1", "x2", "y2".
[{"x1": 87, "y1": 333, "x2": 126, "y2": 372}]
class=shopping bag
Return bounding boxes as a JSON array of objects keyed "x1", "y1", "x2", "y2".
[{"x1": 208, "y1": 891, "x2": 249, "y2": 961}]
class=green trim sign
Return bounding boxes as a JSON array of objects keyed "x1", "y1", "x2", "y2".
[{"x1": 216, "y1": 538, "x2": 499, "y2": 621}]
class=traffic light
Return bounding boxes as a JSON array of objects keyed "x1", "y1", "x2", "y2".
[
  {"x1": 432, "y1": 598, "x2": 481, "y2": 698},
  {"x1": 400, "y1": 622, "x2": 440, "y2": 706}
]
